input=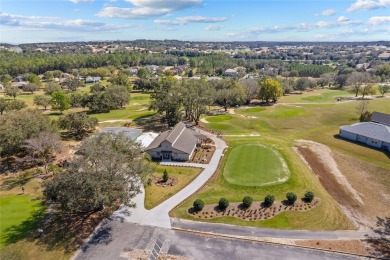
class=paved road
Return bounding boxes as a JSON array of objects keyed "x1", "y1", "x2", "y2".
[
  {"x1": 111, "y1": 128, "x2": 227, "y2": 228},
  {"x1": 172, "y1": 218, "x2": 373, "y2": 240},
  {"x1": 76, "y1": 220, "x2": 366, "y2": 260}
]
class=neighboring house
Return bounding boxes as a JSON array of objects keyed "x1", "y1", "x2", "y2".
[
  {"x1": 129, "y1": 67, "x2": 138, "y2": 74},
  {"x1": 339, "y1": 122, "x2": 390, "y2": 151},
  {"x1": 85, "y1": 77, "x2": 101, "y2": 83},
  {"x1": 224, "y1": 69, "x2": 238, "y2": 76},
  {"x1": 11, "y1": 81, "x2": 27, "y2": 89},
  {"x1": 145, "y1": 65, "x2": 159, "y2": 73},
  {"x1": 378, "y1": 52, "x2": 390, "y2": 60},
  {"x1": 146, "y1": 122, "x2": 206, "y2": 161},
  {"x1": 13, "y1": 76, "x2": 24, "y2": 82},
  {"x1": 100, "y1": 127, "x2": 142, "y2": 141},
  {"x1": 371, "y1": 112, "x2": 390, "y2": 126}
]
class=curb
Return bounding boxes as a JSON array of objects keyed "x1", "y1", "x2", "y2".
[{"x1": 172, "y1": 227, "x2": 374, "y2": 259}]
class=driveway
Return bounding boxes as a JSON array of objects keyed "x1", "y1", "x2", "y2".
[{"x1": 111, "y1": 128, "x2": 227, "y2": 229}]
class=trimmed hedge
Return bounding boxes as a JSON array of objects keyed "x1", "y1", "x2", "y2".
[
  {"x1": 264, "y1": 194, "x2": 275, "y2": 207},
  {"x1": 286, "y1": 192, "x2": 297, "y2": 205},
  {"x1": 242, "y1": 196, "x2": 253, "y2": 208},
  {"x1": 304, "y1": 191, "x2": 315, "y2": 202},
  {"x1": 218, "y1": 198, "x2": 229, "y2": 210},
  {"x1": 193, "y1": 199, "x2": 204, "y2": 211}
]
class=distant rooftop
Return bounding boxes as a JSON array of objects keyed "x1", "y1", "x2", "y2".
[
  {"x1": 371, "y1": 112, "x2": 390, "y2": 126},
  {"x1": 340, "y1": 122, "x2": 390, "y2": 143},
  {"x1": 100, "y1": 127, "x2": 142, "y2": 140}
]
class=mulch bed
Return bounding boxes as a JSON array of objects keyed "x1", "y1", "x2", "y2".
[
  {"x1": 153, "y1": 175, "x2": 178, "y2": 187},
  {"x1": 188, "y1": 198, "x2": 321, "y2": 221}
]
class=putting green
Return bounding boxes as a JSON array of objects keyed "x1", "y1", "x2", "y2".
[{"x1": 223, "y1": 144, "x2": 290, "y2": 186}]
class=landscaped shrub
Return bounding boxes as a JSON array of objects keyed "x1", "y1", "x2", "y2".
[
  {"x1": 286, "y1": 192, "x2": 297, "y2": 205},
  {"x1": 304, "y1": 191, "x2": 314, "y2": 202},
  {"x1": 242, "y1": 196, "x2": 253, "y2": 208},
  {"x1": 193, "y1": 199, "x2": 204, "y2": 212},
  {"x1": 264, "y1": 194, "x2": 275, "y2": 207},
  {"x1": 163, "y1": 169, "x2": 169, "y2": 182},
  {"x1": 218, "y1": 198, "x2": 229, "y2": 210}
]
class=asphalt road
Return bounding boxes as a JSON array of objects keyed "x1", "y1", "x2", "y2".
[
  {"x1": 171, "y1": 218, "x2": 372, "y2": 240},
  {"x1": 75, "y1": 219, "x2": 366, "y2": 260}
]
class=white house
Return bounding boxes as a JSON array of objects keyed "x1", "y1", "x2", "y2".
[
  {"x1": 145, "y1": 122, "x2": 205, "y2": 161},
  {"x1": 85, "y1": 77, "x2": 101, "y2": 83},
  {"x1": 339, "y1": 122, "x2": 390, "y2": 151},
  {"x1": 224, "y1": 69, "x2": 238, "y2": 76}
]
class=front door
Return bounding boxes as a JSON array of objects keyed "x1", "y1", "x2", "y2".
[{"x1": 162, "y1": 153, "x2": 171, "y2": 161}]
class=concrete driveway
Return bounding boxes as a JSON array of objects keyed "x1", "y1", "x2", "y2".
[{"x1": 111, "y1": 128, "x2": 227, "y2": 228}]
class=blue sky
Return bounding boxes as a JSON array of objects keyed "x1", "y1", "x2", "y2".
[{"x1": 0, "y1": 0, "x2": 389, "y2": 43}]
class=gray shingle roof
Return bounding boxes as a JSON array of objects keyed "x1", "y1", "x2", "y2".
[
  {"x1": 146, "y1": 122, "x2": 200, "y2": 154},
  {"x1": 371, "y1": 112, "x2": 390, "y2": 126},
  {"x1": 340, "y1": 122, "x2": 390, "y2": 143},
  {"x1": 100, "y1": 127, "x2": 142, "y2": 140}
]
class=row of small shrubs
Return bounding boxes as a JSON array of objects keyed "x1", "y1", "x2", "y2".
[{"x1": 193, "y1": 191, "x2": 315, "y2": 212}]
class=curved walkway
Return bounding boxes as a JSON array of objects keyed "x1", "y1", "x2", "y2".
[{"x1": 111, "y1": 128, "x2": 227, "y2": 229}]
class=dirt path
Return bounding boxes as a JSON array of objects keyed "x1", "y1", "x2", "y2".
[{"x1": 295, "y1": 140, "x2": 364, "y2": 205}]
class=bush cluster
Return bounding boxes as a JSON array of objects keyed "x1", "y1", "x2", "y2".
[
  {"x1": 264, "y1": 194, "x2": 275, "y2": 207},
  {"x1": 218, "y1": 198, "x2": 229, "y2": 210},
  {"x1": 286, "y1": 192, "x2": 297, "y2": 205},
  {"x1": 193, "y1": 199, "x2": 204, "y2": 212},
  {"x1": 242, "y1": 196, "x2": 253, "y2": 208}
]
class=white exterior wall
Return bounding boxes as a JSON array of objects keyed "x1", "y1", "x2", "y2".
[
  {"x1": 382, "y1": 142, "x2": 390, "y2": 151},
  {"x1": 365, "y1": 138, "x2": 382, "y2": 149},
  {"x1": 339, "y1": 130, "x2": 357, "y2": 141},
  {"x1": 146, "y1": 141, "x2": 193, "y2": 161}
]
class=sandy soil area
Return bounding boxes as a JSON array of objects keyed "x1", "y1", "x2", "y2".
[
  {"x1": 295, "y1": 240, "x2": 370, "y2": 256},
  {"x1": 295, "y1": 139, "x2": 390, "y2": 229}
]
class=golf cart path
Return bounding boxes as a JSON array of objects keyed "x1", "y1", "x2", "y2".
[{"x1": 111, "y1": 127, "x2": 227, "y2": 228}]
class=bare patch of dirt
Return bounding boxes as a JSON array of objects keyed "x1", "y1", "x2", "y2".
[
  {"x1": 295, "y1": 140, "x2": 390, "y2": 229},
  {"x1": 333, "y1": 152, "x2": 390, "y2": 225},
  {"x1": 295, "y1": 240, "x2": 370, "y2": 256},
  {"x1": 188, "y1": 198, "x2": 320, "y2": 221},
  {"x1": 296, "y1": 140, "x2": 363, "y2": 205},
  {"x1": 153, "y1": 175, "x2": 178, "y2": 187}
]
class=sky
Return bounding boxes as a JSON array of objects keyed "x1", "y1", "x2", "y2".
[{"x1": 0, "y1": 0, "x2": 389, "y2": 43}]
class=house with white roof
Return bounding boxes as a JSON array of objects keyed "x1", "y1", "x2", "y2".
[{"x1": 339, "y1": 112, "x2": 390, "y2": 151}]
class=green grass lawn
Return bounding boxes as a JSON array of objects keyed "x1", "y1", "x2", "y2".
[
  {"x1": 173, "y1": 89, "x2": 389, "y2": 230},
  {"x1": 223, "y1": 144, "x2": 289, "y2": 186},
  {"x1": 0, "y1": 195, "x2": 43, "y2": 247},
  {"x1": 144, "y1": 165, "x2": 203, "y2": 209}
]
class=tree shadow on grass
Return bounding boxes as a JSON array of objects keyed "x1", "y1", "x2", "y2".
[
  {"x1": 40, "y1": 211, "x2": 110, "y2": 253},
  {"x1": 364, "y1": 217, "x2": 390, "y2": 259},
  {"x1": 2, "y1": 205, "x2": 46, "y2": 245},
  {"x1": 2, "y1": 203, "x2": 113, "y2": 254}
]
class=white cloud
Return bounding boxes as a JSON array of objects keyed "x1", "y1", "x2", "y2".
[
  {"x1": 337, "y1": 16, "x2": 350, "y2": 23},
  {"x1": 316, "y1": 9, "x2": 336, "y2": 16},
  {"x1": 98, "y1": 0, "x2": 203, "y2": 19},
  {"x1": 97, "y1": 7, "x2": 168, "y2": 19},
  {"x1": 347, "y1": 0, "x2": 390, "y2": 12},
  {"x1": 0, "y1": 12, "x2": 134, "y2": 32},
  {"x1": 69, "y1": 0, "x2": 95, "y2": 3},
  {"x1": 124, "y1": 0, "x2": 202, "y2": 11},
  {"x1": 315, "y1": 21, "x2": 334, "y2": 28},
  {"x1": 155, "y1": 16, "x2": 227, "y2": 25},
  {"x1": 368, "y1": 16, "x2": 390, "y2": 24},
  {"x1": 205, "y1": 25, "x2": 224, "y2": 31}
]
